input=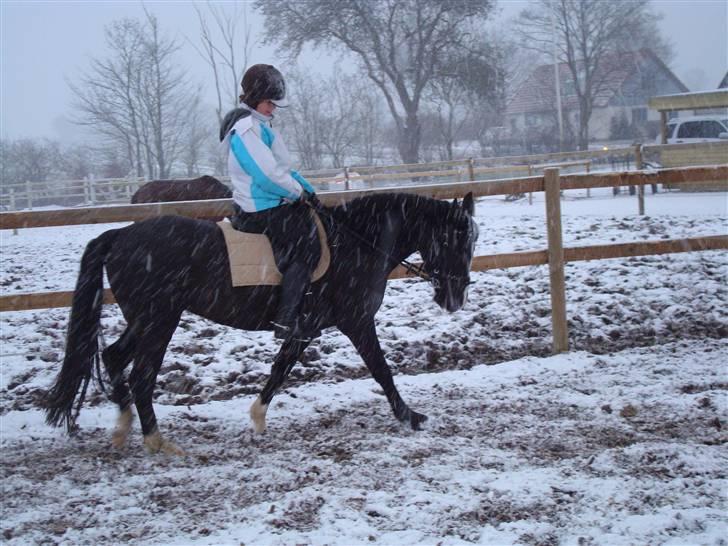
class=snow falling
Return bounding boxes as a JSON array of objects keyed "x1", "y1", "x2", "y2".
[{"x1": 1, "y1": 188, "x2": 726, "y2": 545}]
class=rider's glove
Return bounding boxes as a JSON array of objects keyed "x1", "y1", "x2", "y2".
[{"x1": 301, "y1": 190, "x2": 323, "y2": 210}]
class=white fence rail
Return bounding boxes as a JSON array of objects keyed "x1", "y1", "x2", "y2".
[{"x1": 4, "y1": 142, "x2": 716, "y2": 211}]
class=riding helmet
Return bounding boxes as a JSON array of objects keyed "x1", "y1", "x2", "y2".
[{"x1": 239, "y1": 64, "x2": 288, "y2": 108}]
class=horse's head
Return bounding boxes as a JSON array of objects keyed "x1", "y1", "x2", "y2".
[{"x1": 421, "y1": 192, "x2": 479, "y2": 312}]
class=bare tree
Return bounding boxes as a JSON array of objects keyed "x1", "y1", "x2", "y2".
[
  {"x1": 59, "y1": 144, "x2": 96, "y2": 180},
  {"x1": 191, "y1": 2, "x2": 253, "y2": 126},
  {"x1": 516, "y1": 0, "x2": 669, "y2": 150},
  {"x1": 139, "y1": 11, "x2": 194, "y2": 178},
  {"x1": 318, "y1": 72, "x2": 363, "y2": 167},
  {"x1": 426, "y1": 36, "x2": 506, "y2": 161},
  {"x1": 349, "y1": 76, "x2": 387, "y2": 165},
  {"x1": 428, "y1": 77, "x2": 469, "y2": 160},
  {"x1": 69, "y1": 19, "x2": 145, "y2": 176},
  {"x1": 282, "y1": 68, "x2": 369, "y2": 169},
  {"x1": 180, "y1": 95, "x2": 211, "y2": 176},
  {"x1": 70, "y1": 14, "x2": 202, "y2": 179},
  {"x1": 0, "y1": 139, "x2": 62, "y2": 187},
  {"x1": 280, "y1": 70, "x2": 326, "y2": 170},
  {"x1": 256, "y1": 0, "x2": 496, "y2": 164}
]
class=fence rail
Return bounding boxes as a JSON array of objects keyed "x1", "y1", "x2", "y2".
[
  {"x1": 2, "y1": 164, "x2": 725, "y2": 230},
  {"x1": 3, "y1": 234, "x2": 724, "y2": 314},
  {"x1": 7, "y1": 141, "x2": 712, "y2": 211}
]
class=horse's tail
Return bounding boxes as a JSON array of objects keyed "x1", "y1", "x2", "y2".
[{"x1": 45, "y1": 229, "x2": 120, "y2": 432}]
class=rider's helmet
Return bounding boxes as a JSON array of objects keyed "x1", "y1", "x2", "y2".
[{"x1": 239, "y1": 64, "x2": 287, "y2": 108}]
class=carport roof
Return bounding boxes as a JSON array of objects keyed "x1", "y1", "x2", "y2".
[{"x1": 648, "y1": 89, "x2": 728, "y2": 112}]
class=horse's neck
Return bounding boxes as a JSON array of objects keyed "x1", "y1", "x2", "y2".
[
  {"x1": 336, "y1": 194, "x2": 440, "y2": 265},
  {"x1": 379, "y1": 196, "x2": 438, "y2": 262}
]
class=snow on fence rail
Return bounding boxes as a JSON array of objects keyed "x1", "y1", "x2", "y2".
[{"x1": 1, "y1": 164, "x2": 727, "y2": 354}]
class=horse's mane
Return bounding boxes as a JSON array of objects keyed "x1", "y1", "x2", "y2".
[{"x1": 330, "y1": 193, "x2": 468, "y2": 235}]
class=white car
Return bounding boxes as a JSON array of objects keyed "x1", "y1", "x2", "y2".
[{"x1": 659, "y1": 116, "x2": 728, "y2": 144}]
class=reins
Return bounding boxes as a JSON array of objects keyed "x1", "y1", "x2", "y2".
[{"x1": 307, "y1": 202, "x2": 433, "y2": 283}]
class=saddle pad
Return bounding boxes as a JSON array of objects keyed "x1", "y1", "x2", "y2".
[{"x1": 217, "y1": 211, "x2": 330, "y2": 287}]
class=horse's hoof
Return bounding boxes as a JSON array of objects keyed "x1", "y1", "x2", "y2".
[
  {"x1": 250, "y1": 397, "x2": 268, "y2": 434},
  {"x1": 410, "y1": 411, "x2": 428, "y2": 431},
  {"x1": 111, "y1": 407, "x2": 134, "y2": 448},
  {"x1": 143, "y1": 430, "x2": 186, "y2": 456}
]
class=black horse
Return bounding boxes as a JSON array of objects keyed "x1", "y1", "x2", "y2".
[{"x1": 45, "y1": 192, "x2": 478, "y2": 454}]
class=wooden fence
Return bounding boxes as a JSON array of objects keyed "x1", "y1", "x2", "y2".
[
  {"x1": 3, "y1": 141, "x2": 719, "y2": 211},
  {"x1": 2, "y1": 163, "x2": 726, "y2": 354},
  {"x1": 1, "y1": 143, "x2": 659, "y2": 210}
]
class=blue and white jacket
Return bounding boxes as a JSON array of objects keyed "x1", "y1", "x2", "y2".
[{"x1": 220, "y1": 104, "x2": 315, "y2": 212}]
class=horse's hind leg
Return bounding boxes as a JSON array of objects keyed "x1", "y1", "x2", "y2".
[
  {"x1": 128, "y1": 314, "x2": 184, "y2": 455},
  {"x1": 102, "y1": 328, "x2": 137, "y2": 448},
  {"x1": 340, "y1": 318, "x2": 427, "y2": 431},
  {"x1": 250, "y1": 338, "x2": 310, "y2": 433}
]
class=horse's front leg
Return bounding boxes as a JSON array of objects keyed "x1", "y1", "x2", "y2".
[
  {"x1": 250, "y1": 337, "x2": 310, "y2": 433},
  {"x1": 339, "y1": 318, "x2": 427, "y2": 430}
]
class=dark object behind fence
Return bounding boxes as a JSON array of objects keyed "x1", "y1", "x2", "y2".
[{"x1": 131, "y1": 176, "x2": 232, "y2": 221}]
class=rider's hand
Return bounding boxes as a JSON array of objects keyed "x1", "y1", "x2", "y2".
[{"x1": 301, "y1": 190, "x2": 323, "y2": 210}]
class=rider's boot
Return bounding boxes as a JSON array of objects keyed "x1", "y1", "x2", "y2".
[{"x1": 272, "y1": 263, "x2": 320, "y2": 342}]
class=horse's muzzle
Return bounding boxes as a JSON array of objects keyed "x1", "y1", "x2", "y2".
[{"x1": 434, "y1": 280, "x2": 468, "y2": 312}]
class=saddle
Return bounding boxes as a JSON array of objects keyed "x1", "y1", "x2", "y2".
[{"x1": 217, "y1": 210, "x2": 330, "y2": 286}]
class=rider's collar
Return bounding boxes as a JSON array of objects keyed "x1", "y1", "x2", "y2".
[{"x1": 240, "y1": 103, "x2": 273, "y2": 124}]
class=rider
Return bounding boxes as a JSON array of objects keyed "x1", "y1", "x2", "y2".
[{"x1": 220, "y1": 64, "x2": 321, "y2": 341}]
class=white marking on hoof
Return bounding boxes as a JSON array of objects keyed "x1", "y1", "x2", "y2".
[
  {"x1": 250, "y1": 397, "x2": 269, "y2": 434},
  {"x1": 111, "y1": 407, "x2": 134, "y2": 448},
  {"x1": 143, "y1": 429, "x2": 185, "y2": 456}
]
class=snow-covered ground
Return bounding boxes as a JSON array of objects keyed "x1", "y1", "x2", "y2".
[{"x1": 1, "y1": 188, "x2": 726, "y2": 545}]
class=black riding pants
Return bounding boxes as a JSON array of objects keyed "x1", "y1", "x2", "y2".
[
  {"x1": 231, "y1": 201, "x2": 321, "y2": 273},
  {"x1": 231, "y1": 202, "x2": 321, "y2": 327}
]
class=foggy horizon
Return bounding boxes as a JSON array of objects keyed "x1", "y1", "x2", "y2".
[{"x1": 1, "y1": 0, "x2": 726, "y2": 143}]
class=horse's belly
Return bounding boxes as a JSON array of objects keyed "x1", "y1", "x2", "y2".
[{"x1": 186, "y1": 284, "x2": 279, "y2": 331}]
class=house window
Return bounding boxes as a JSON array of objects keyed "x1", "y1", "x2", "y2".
[
  {"x1": 563, "y1": 79, "x2": 576, "y2": 96},
  {"x1": 525, "y1": 113, "x2": 541, "y2": 127},
  {"x1": 632, "y1": 108, "x2": 647, "y2": 123}
]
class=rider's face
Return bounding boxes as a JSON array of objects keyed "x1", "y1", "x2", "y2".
[{"x1": 256, "y1": 99, "x2": 277, "y2": 117}]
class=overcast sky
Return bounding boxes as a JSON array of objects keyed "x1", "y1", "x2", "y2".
[{"x1": 1, "y1": 0, "x2": 726, "y2": 142}]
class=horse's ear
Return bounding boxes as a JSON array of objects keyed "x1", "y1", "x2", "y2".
[{"x1": 463, "y1": 192, "x2": 475, "y2": 216}]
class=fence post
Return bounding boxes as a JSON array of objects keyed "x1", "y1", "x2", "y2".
[
  {"x1": 467, "y1": 158, "x2": 475, "y2": 182},
  {"x1": 635, "y1": 144, "x2": 645, "y2": 216},
  {"x1": 528, "y1": 164, "x2": 533, "y2": 205},
  {"x1": 344, "y1": 166, "x2": 351, "y2": 191},
  {"x1": 585, "y1": 162, "x2": 591, "y2": 198},
  {"x1": 25, "y1": 181, "x2": 32, "y2": 210},
  {"x1": 89, "y1": 174, "x2": 97, "y2": 205},
  {"x1": 9, "y1": 189, "x2": 18, "y2": 235},
  {"x1": 544, "y1": 168, "x2": 569, "y2": 354}
]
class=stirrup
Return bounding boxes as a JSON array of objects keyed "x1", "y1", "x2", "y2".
[
  {"x1": 270, "y1": 321, "x2": 320, "y2": 343},
  {"x1": 271, "y1": 321, "x2": 293, "y2": 340}
]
